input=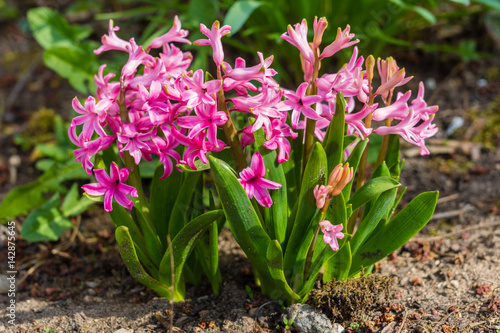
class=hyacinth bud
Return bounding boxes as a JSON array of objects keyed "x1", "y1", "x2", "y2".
[
  {"x1": 313, "y1": 184, "x2": 333, "y2": 209},
  {"x1": 365, "y1": 55, "x2": 375, "y2": 86},
  {"x1": 327, "y1": 163, "x2": 354, "y2": 196},
  {"x1": 312, "y1": 16, "x2": 328, "y2": 50}
]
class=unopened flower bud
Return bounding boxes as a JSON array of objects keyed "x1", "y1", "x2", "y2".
[
  {"x1": 328, "y1": 163, "x2": 353, "y2": 197},
  {"x1": 313, "y1": 184, "x2": 332, "y2": 209},
  {"x1": 365, "y1": 55, "x2": 375, "y2": 86}
]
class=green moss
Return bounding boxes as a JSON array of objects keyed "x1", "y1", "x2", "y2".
[
  {"x1": 15, "y1": 108, "x2": 57, "y2": 150},
  {"x1": 307, "y1": 274, "x2": 393, "y2": 324}
]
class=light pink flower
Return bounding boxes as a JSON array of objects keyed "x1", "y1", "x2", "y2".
[
  {"x1": 320, "y1": 25, "x2": 359, "y2": 59},
  {"x1": 82, "y1": 162, "x2": 138, "y2": 212},
  {"x1": 238, "y1": 152, "x2": 282, "y2": 207},
  {"x1": 313, "y1": 16, "x2": 328, "y2": 50},
  {"x1": 283, "y1": 82, "x2": 323, "y2": 128},
  {"x1": 319, "y1": 220, "x2": 345, "y2": 251},
  {"x1": 194, "y1": 21, "x2": 231, "y2": 66},
  {"x1": 313, "y1": 185, "x2": 332, "y2": 209},
  {"x1": 223, "y1": 52, "x2": 277, "y2": 83},
  {"x1": 281, "y1": 19, "x2": 315, "y2": 65}
]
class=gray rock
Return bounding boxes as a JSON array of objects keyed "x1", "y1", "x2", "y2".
[
  {"x1": 284, "y1": 303, "x2": 345, "y2": 333},
  {"x1": 113, "y1": 329, "x2": 133, "y2": 333}
]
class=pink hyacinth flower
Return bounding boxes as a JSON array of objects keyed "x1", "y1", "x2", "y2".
[
  {"x1": 320, "y1": 25, "x2": 359, "y2": 59},
  {"x1": 283, "y1": 82, "x2": 323, "y2": 128},
  {"x1": 180, "y1": 69, "x2": 222, "y2": 109},
  {"x1": 281, "y1": 19, "x2": 315, "y2": 65},
  {"x1": 117, "y1": 123, "x2": 152, "y2": 165},
  {"x1": 94, "y1": 20, "x2": 130, "y2": 55},
  {"x1": 194, "y1": 21, "x2": 231, "y2": 66},
  {"x1": 319, "y1": 220, "x2": 345, "y2": 251},
  {"x1": 238, "y1": 152, "x2": 282, "y2": 207},
  {"x1": 82, "y1": 162, "x2": 138, "y2": 212},
  {"x1": 71, "y1": 96, "x2": 113, "y2": 140},
  {"x1": 313, "y1": 185, "x2": 332, "y2": 209},
  {"x1": 148, "y1": 16, "x2": 191, "y2": 50}
]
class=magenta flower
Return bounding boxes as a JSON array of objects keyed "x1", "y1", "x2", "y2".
[
  {"x1": 319, "y1": 221, "x2": 345, "y2": 251},
  {"x1": 176, "y1": 102, "x2": 228, "y2": 147},
  {"x1": 283, "y1": 82, "x2": 323, "y2": 128},
  {"x1": 117, "y1": 123, "x2": 152, "y2": 164},
  {"x1": 238, "y1": 152, "x2": 282, "y2": 207},
  {"x1": 262, "y1": 119, "x2": 298, "y2": 164},
  {"x1": 194, "y1": 21, "x2": 231, "y2": 66},
  {"x1": 281, "y1": 19, "x2": 315, "y2": 65},
  {"x1": 82, "y1": 162, "x2": 138, "y2": 212},
  {"x1": 180, "y1": 69, "x2": 222, "y2": 109},
  {"x1": 71, "y1": 96, "x2": 113, "y2": 140},
  {"x1": 223, "y1": 52, "x2": 277, "y2": 83},
  {"x1": 320, "y1": 25, "x2": 359, "y2": 59},
  {"x1": 171, "y1": 127, "x2": 224, "y2": 170},
  {"x1": 94, "y1": 20, "x2": 130, "y2": 55},
  {"x1": 148, "y1": 16, "x2": 191, "y2": 50},
  {"x1": 69, "y1": 125, "x2": 115, "y2": 175}
]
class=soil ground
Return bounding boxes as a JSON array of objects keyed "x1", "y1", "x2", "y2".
[{"x1": 1, "y1": 6, "x2": 500, "y2": 333}]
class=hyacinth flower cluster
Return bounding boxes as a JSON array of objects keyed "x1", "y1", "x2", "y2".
[{"x1": 70, "y1": 16, "x2": 440, "y2": 303}]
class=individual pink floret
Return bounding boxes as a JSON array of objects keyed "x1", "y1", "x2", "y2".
[
  {"x1": 194, "y1": 21, "x2": 231, "y2": 66},
  {"x1": 319, "y1": 220, "x2": 345, "y2": 251},
  {"x1": 82, "y1": 162, "x2": 138, "y2": 212},
  {"x1": 238, "y1": 152, "x2": 282, "y2": 207}
]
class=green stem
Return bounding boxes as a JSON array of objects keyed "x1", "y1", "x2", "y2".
[
  {"x1": 375, "y1": 118, "x2": 392, "y2": 168},
  {"x1": 217, "y1": 72, "x2": 247, "y2": 172},
  {"x1": 118, "y1": 81, "x2": 151, "y2": 221},
  {"x1": 303, "y1": 209, "x2": 325, "y2": 278},
  {"x1": 301, "y1": 54, "x2": 320, "y2": 177}
]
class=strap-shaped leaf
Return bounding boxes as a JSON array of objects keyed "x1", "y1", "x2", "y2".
[
  {"x1": 158, "y1": 210, "x2": 224, "y2": 291},
  {"x1": 168, "y1": 171, "x2": 201, "y2": 239},
  {"x1": 322, "y1": 92, "x2": 346, "y2": 174},
  {"x1": 350, "y1": 188, "x2": 398, "y2": 253},
  {"x1": 323, "y1": 242, "x2": 352, "y2": 282},
  {"x1": 265, "y1": 240, "x2": 300, "y2": 303},
  {"x1": 132, "y1": 207, "x2": 164, "y2": 268},
  {"x1": 253, "y1": 125, "x2": 288, "y2": 244},
  {"x1": 349, "y1": 191, "x2": 439, "y2": 277},
  {"x1": 150, "y1": 165, "x2": 183, "y2": 250},
  {"x1": 284, "y1": 143, "x2": 327, "y2": 285},
  {"x1": 208, "y1": 156, "x2": 272, "y2": 274},
  {"x1": 341, "y1": 139, "x2": 369, "y2": 200},
  {"x1": 347, "y1": 176, "x2": 401, "y2": 212},
  {"x1": 115, "y1": 226, "x2": 179, "y2": 300}
]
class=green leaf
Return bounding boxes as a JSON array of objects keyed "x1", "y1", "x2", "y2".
[
  {"x1": 168, "y1": 172, "x2": 201, "y2": 239},
  {"x1": 27, "y1": 7, "x2": 89, "y2": 49},
  {"x1": 349, "y1": 191, "x2": 439, "y2": 276},
  {"x1": 21, "y1": 193, "x2": 74, "y2": 242},
  {"x1": 347, "y1": 177, "x2": 401, "y2": 212},
  {"x1": 284, "y1": 142, "x2": 327, "y2": 287},
  {"x1": 61, "y1": 183, "x2": 94, "y2": 217},
  {"x1": 36, "y1": 143, "x2": 67, "y2": 162},
  {"x1": 158, "y1": 210, "x2": 224, "y2": 293},
  {"x1": 43, "y1": 45, "x2": 97, "y2": 94},
  {"x1": 253, "y1": 125, "x2": 287, "y2": 243},
  {"x1": 108, "y1": 203, "x2": 157, "y2": 277},
  {"x1": 0, "y1": 160, "x2": 89, "y2": 220},
  {"x1": 341, "y1": 139, "x2": 368, "y2": 200},
  {"x1": 115, "y1": 226, "x2": 176, "y2": 300},
  {"x1": 322, "y1": 92, "x2": 346, "y2": 173},
  {"x1": 225, "y1": 1, "x2": 264, "y2": 35},
  {"x1": 265, "y1": 240, "x2": 300, "y2": 302},
  {"x1": 150, "y1": 166, "x2": 183, "y2": 249},
  {"x1": 350, "y1": 188, "x2": 398, "y2": 253},
  {"x1": 474, "y1": 0, "x2": 500, "y2": 11},
  {"x1": 389, "y1": 0, "x2": 437, "y2": 24},
  {"x1": 323, "y1": 242, "x2": 352, "y2": 282},
  {"x1": 132, "y1": 207, "x2": 164, "y2": 268},
  {"x1": 208, "y1": 156, "x2": 272, "y2": 271},
  {"x1": 187, "y1": 0, "x2": 219, "y2": 25}
]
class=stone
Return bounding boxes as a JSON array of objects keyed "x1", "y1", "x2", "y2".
[{"x1": 284, "y1": 303, "x2": 344, "y2": 333}]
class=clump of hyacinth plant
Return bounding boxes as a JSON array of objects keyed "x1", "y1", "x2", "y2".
[{"x1": 70, "y1": 16, "x2": 439, "y2": 303}]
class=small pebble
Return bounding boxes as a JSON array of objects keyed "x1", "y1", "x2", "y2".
[
  {"x1": 85, "y1": 281, "x2": 98, "y2": 288},
  {"x1": 113, "y1": 329, "x2": 133, "y2": 333}
]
